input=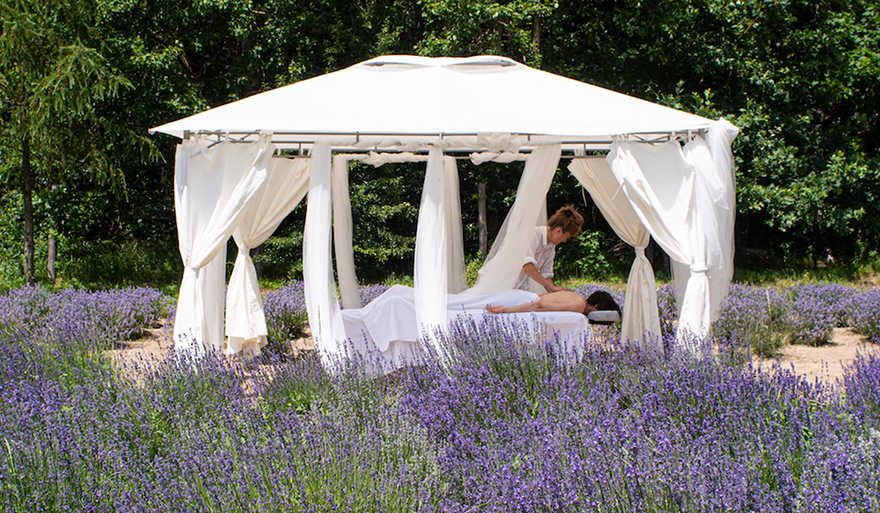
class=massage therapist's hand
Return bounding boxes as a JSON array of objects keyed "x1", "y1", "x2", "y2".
[{"x1": 546, "y1": 284, "x2": 571, "y2": 293}]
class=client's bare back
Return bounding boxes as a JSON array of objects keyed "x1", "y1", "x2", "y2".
[{"x1": 486, "y1": 290, "x2": 587, "y2": 315}]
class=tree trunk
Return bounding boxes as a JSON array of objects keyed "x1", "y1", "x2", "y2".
[
  {"x1": 47, "y1": 235, "x2": 56, "y2": 281},
  {"x1": 22, "y1": 136, "x2": 35, "y2": 285},
  {"x1": 478, "y1": 182, "x2": 488, "y2": 258}
]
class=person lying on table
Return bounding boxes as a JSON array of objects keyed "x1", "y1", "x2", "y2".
[
  {"x1": 516, "y1": 205, "x2": 585, "y2": 293},
  {"x1": 486, "y1": 290, "x2": 620, "y2": 317}
]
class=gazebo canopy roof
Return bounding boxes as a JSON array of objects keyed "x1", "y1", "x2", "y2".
[{"x1": 150, "y1": 55, "x2": 713, "y2": 150}]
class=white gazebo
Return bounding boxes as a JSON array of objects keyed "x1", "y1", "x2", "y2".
[{"x1": 151, "y1": 55, "x2": 738, "y2": 364}]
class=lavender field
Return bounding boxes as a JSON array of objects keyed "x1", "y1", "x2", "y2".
[{"x1": 1, "y1": 283, "x2": 879, "y2": 512}]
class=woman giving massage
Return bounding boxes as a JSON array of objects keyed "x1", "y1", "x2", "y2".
[{"x1": 486, "y1": 290, "x2": 620, "y2": 317}]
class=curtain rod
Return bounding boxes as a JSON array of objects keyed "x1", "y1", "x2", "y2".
[
  {"x1": 184, "y1": 129, "x2": 707, "y2": 145},
  {"x1": 274, "y1": 151, "x2": 608, "y2": 160}
]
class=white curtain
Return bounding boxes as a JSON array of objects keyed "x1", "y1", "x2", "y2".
[
  {"x1": 225, "y1": 157, "x2": 310, "y2": 355},
  {"x1": 444, "y1": 157, "x2": 467, "y2": 293},
  {"x1": 414, "y1": 148, "x2": 448, "y2": 356},
  {"x1": 607, "y1": 120, "x2": 737, "y2": 353},
  {"x1": 303, "y1": 143, "x2": 345, "y2": 364},
  {"x1": 607, "y1": 138, "x2": 705, "y2": 352},
  {"x1": 702, "y1": 120, "x2": 739, "y2": 318},
  {"x1": 333, "y1": 155, "x2": 361, "y2": 309},
  {"x1": 173, "y1": 133, "x2": 273, "y2": 357},
  {"x1": 568, "y1": 156, "x2": 661, "y2": 344},
  {"x1": 467, "y1": 144, "x2": 562, "y2": 295},
  {"x1": 330, "y1": 151, "x2": 465, "y2": 308},
  {"x1": 671, "y1": 121, "x2": 739, "y2": 320}
]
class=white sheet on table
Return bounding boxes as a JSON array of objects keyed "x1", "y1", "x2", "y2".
[{"x1": 341, "y1": 285, "x2": 591, "y2": 352}]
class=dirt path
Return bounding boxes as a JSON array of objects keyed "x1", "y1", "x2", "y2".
[
  {"x1": 108, "y1": 324, "x2": 876, "y2": 387},
  {"x1": 753, "y1": 327, "x2": 877, "y2": 386}
]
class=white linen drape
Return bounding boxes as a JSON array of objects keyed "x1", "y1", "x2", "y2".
[
  {"x1": 467, "y1": 144, "x2": 562, "y2": 295},
  {"x1": 444, "y1": 157, "x2": 467, "y2": 293},
  {"x1": 225, "y1": 157, "x2": 310, "y2": 355},
  {"x1": 700, "y1": 120, "x2": 739, "y2": 318},
  {"x1": 414, "y1": 148, "x2": 448, "y2": 356},
  {"x1": 333, "y1": 155, "x2": 361, "y2": 309},
  {"x1": 303, "y1": 143, "x2": 345, "y2": 364},
  {"x1": 330, "y1": 151, "x2": 466, "y2": 308},
  {"x1": 671, "y1": 121, "x2": 739, "y2": 320},
  {"x1": 173, "y1": 133, "x2": 273, "y2": 357},
  {"x1": 568, "y1": 156, "x2": 661, "y2": 344}
]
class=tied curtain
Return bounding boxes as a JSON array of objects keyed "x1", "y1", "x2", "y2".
[
  {"x1": 607, "y1": 119, "x2": 738, "y2": 353},
  {"x1": 225, "y1": 157, "x2": 310, "y2": 355},
  {"x1": 173, "y1": 133, "x2": 273, "y2": 356},
  {"x1": 568, "y1": 156, "x2": 660, "y2": 344}
]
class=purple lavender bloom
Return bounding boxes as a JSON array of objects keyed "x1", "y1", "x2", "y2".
[
  {"x1": 850, "y1": 289, "x2": 880, "y2": 345},
  {"x1": 263, "y1": 281, "x2": 308, "y2": 345},
  {"x1": 1, "y1": 282, "x2": 879, "y2": 511}
]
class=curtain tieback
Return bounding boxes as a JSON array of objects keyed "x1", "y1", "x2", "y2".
[
  {"x1": 690, "y1": 265, "x2": 708, "y2": 274},
  {"x1": 238, "y1": 246, "x2": 250, "y2": 257},
  {"x1": 634, "y1": 246, "x2": 648, "y2": 258}
]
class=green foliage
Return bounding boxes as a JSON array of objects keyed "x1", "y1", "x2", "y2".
[
  {"x1": 63, "y1": 239, "x2": 182, "y2": 289},
  {"x1": 347, "y1": 161, "x2": 422, "y2": 280},
  {"x1": 3, "y1": 0, "x2": 880, "y2": 283},
  {"x1": 256, "y1": 231, "x2": 304, "y2": 281},
  {"x1": 553, "y1": 230, "x2": 614, "y2": 280},
  {"x1": 415, "y1": 0, "x2": 554, "y2": 64}
]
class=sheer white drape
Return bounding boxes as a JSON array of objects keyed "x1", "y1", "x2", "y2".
[
  {"x1": 333, "y1": 155, "x2": 361, "y2": 309},
  {"x1": 414, "y1": 148, "x2": 448, "y2": 355},
  {"x1": 701, "y1": 120, "x2": 739, "y2": 318},
  {"x1": 303, "y1": 143, "x2": 345, "y2": 364},
  {"x1": 226, "y1": 157, "x2": 310, "y2": 355},
  {"x1": 173, "y1": 133, "x2": 273, "y2": 357},
  {"x1": 467, "y1": 144, "x2": 562, "y2": 295},
  {"x1": 568, "y1": 156, "x2": 661, "y2": 343},
  {"x1": 444, "y1": 157, "x2": 467, "y2": 293},
  {"x1": 607, "y1": 120, "x2": 737, "y2": 353},
  {"x1": 671, "y1": 120, "x2": 739, "y2": 320}
]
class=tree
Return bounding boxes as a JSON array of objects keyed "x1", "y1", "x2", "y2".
[{"x1": 0, "y1": 0, "x2": 129, "y2": 284}]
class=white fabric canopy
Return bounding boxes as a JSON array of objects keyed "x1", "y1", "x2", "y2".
[
  {"x1": 568, "y1": 156, "x2": 661, "y2": 344},
  {"x1": 152, "y1": 56, "x2": 716, "y2": 145},
  {"x1": 225, "y1": 156, "x2": 310, "y2": 355},
  {"x1": 154, "y1": 55, "x2": 737, "y2": 365},
  {"x1": 173, "y1": 133, "x2": 273, "y2": 356}
]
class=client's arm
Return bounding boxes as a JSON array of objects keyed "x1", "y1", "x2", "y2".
[
  {"x1": 521, "y1": 263, "x2": 568, "y2": 293},
  {"x1": 486, "y1": 290, "x2": 587, "y2": 314}
]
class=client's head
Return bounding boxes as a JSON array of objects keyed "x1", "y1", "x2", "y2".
[{"x1": 584, "y1": 290, "x2": 620, "y2": 315}]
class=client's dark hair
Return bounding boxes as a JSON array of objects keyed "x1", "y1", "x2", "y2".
[{"x1": 586, "y1": 290, "x2": 620, "y2": 313}]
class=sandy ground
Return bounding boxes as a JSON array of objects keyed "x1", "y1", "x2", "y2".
[
  {"x1": 107, "y1": 323, "x2": 876, "y2": 387},
  {"x1": 752, "y1": 327, "x2": 877, "y2": 386}
]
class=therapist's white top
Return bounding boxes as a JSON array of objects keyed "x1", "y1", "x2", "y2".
[{"x1": 516, "y1": 226, "x2": 555, "y2": 290}]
